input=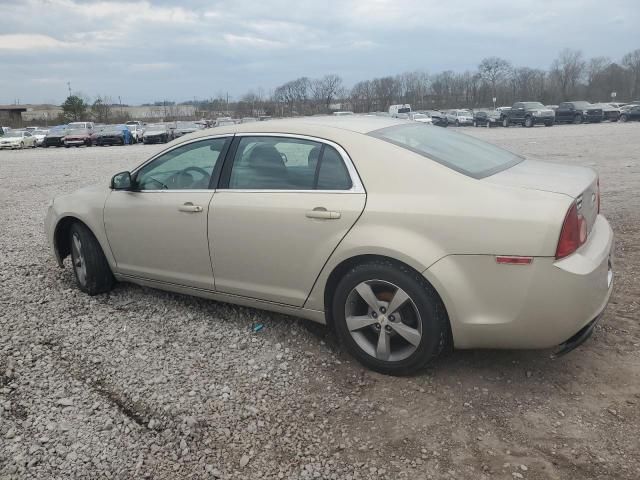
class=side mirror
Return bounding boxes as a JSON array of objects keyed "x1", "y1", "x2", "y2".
[{"x1": 111, "y1": 171, "x2": 133, "y2": 190}]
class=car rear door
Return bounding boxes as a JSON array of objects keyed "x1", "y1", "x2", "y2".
[
  {"x1": 208, "y1": 134, "x2": 366, "y2": 307},
  {"x1": 558, "y1": 103, "x2": 574, "y2": 122},
  {"x1": 104, "y1": 136, "x2": 231, "y2": 290}
]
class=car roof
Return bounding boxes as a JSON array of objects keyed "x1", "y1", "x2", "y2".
[{"x1": 185, "y1": 115, "x2": 408, "y2": 140}]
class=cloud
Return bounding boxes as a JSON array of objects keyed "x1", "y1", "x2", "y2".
[
  {"x1": 130, "y1": 62, "x2": 177, "y2": 72},
  {"x1": 0, "y1": 34, "x2": 72, "y2": 50},
  {"x1": 222, "y1": 34, "x2": 285, "y2": 49},
  {"x1": 0, "y1": 0, "x2": 639, "y2": 105}
]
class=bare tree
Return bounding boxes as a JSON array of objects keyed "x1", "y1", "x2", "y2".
[
  {"x1": 91, "y1": 96, "x2": 113, "y2": 123},
  {"x1": 622, "y1": 48, "x2": 640, "y2": 100},
  {"x1": 311, "y1": 74, "x2": 344, "y2": 112},
  {"x1": 585, "y1": 56, "x2": 612, "y2": 99},
  {"x1": 350, "y1": 80, "x2": 375, "y2": 113},
  {"x1": 550, "y1": 49, "x2": 586, "y2": 100},
  {"x1": 478, "y1": 57, "x2": 512, "y2": 99}
]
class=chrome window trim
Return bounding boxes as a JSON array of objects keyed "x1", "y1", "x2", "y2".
[
  {"x1": 230, "y1": 132, "x2": 366, "y2": 194},
  {"x1": 121, "y1": 132, "x2": 365, "y2": 194}
]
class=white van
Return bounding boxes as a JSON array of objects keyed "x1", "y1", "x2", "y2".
[{"x1": 388, "y1": 104, "x2": 411, "y2": 117}]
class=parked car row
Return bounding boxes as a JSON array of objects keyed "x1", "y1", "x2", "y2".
[
  {"x1": 385, "y1": 100, "x2": 640, "y2": 129},
  {"x1": 467, "y1": 100, "x2": 640, "y2": 129}
]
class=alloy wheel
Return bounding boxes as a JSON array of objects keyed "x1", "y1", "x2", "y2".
[
  {"x1": 71, "y1": 233, "x2": 87, "y2": 286},
  {"x1": 344, "y1": 280, "x2": 422, "y2": 362}
]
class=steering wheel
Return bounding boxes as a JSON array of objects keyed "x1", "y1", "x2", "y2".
[{"x1": 179, "y1": 166, "x2": 210, "y2": 188}]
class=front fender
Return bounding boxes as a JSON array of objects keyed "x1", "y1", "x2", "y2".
[{"x1": 46, "y1": 185, "x2": 115, "y2": 269}]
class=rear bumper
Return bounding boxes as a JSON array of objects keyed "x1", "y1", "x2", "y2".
[
  {"x1": 424, "y1": 215, "x2": 614, "y2": 350},
  {"x1": 553, "y1": 310, "x2": 602, "y2": 357}
]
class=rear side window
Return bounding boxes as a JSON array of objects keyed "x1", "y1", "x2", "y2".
[
  {"x1": 227, "y1": 137, "x2": 353, "y2": 190},
  {"x1": 317, "y1": 146, "x2": 352, "y2": 190},
  {"x1": 370, "y1": 124, "x2": 522, "y2": 178}
]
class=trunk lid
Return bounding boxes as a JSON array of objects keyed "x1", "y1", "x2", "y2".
[{"x1": 485, "y1": 159, "x2": 599, "y2": 233}]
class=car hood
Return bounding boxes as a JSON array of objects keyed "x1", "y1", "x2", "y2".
[{"x1": 483, "y1": 159, "x2": 596, "y2": 199}]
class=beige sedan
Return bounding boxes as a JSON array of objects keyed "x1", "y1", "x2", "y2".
[
  {"x1": 45, "y1": 116, "x2": 614, "y2": 375},
  {"x1": 0, "y1": 130, "x2": 37, "y2": 149}
]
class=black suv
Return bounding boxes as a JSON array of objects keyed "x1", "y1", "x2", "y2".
[
  {"x1": 555, "y1": 101, "x2": 603, "y2": 124},
  {"x1": 619, "y1": 104, "x2": 640, "y2": 122},
  {"x1": 501, "y1": 102, "x2": 555, "y2": 127}
]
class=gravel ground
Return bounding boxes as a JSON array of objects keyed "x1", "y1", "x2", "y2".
[{"x1": 1, "y1": 123, "x2": 639, "y2": 480}]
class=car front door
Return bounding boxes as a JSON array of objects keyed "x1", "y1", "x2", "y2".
[
  {"x1": 209, "y1": 134, "x2": 366, "y2": 307},
  {"x1": 511, "y1": 103, "x2": 525, "y2": 122},
  {"x1": 104, "y1": 136, "x2": 231, "y2": 289}
]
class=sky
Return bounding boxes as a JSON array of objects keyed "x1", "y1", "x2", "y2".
[{"x1": 0, "y1": 0, "x2": 639, "y2": 105}]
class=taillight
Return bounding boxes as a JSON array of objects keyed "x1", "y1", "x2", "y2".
[
  {"x1": 596, "y1": 178, "x2": 601, "y2": 214},
  {"x1": 556, "y1": 202, "x2": 587, "y2": 259}
]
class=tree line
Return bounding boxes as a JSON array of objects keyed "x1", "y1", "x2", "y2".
[
  {"x1": 56, "y1": 47, "x2": 640, "y2": 122},
  {"x1": 230, "y1": 47, "x2": 640, "y2": 115}
]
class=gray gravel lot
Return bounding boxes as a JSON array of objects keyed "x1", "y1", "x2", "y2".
[{"x1": 1, "y1": 123, "x2": 639, "y2": 479}]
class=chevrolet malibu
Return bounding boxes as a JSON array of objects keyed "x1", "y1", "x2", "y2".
[{"x1": 45, "y1": 117, "x2": 614, "y2": 375}]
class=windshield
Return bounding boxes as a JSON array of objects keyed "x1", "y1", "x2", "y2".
[
  {"x1": 146, "y1": 124, "x2": 166, "y2": 132},
  {"x1": 4, "y1": 131, "x2": 24, "y2": 138},
  {"x1": 103, "y1": 126, "x2": 124, "y2": 134},
  {"x1": 370, "y1": 123, "x2": 522, "y2": 178},
  {"x1": 68, "y1": 123, "x2": 88, "y2": 128},
  {"x1": 412, "y1": 114, "x2": 428, "y2": 119},
  {"x1": 177, "y1": 122, "x2": 198, "y2": 129},
  {"x1": 67, "y1": 129, "x2": 89, "y2": 135},
  {"x1": 522, "y1": 102, "x2": 545, "y2": 109},
  {"x1": 33, "y1": 130, "x2": 48, "y2": 135}
]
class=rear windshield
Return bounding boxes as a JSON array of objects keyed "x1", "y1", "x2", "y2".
[{"x1": 370, "y1": 123, "x2": 523, "y2": 178}]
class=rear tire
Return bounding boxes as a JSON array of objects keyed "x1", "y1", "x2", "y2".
[
  {"x1": 332, "y1": 260, "x2": 448, "y2": 376},
  {"x1": 69, "y1": 223, "x2": 115, "y2": 295},
  {"x1": 545, "y1": 121, "x2": 554, "y2": 127}
]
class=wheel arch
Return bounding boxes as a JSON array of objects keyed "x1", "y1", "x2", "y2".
[
  {"x1": 53, "y1": 216, "x2": 89, "y2": 265},
  {"x1": 320, "y1": 254, "x2": 452, "y2": 347}
]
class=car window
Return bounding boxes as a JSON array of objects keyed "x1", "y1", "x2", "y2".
[
  {"x1": 229, "y1": 136, "x2": 321, "y2": 190},
  {"x1": 370, "y1": 123, "x2": 522, "y2": 179},
  {"x1": 135, "y1": 137, "x2": 228, "y2": 190},
  {"x1": 317, "y1": 146, "x2": 353, "y2": 190}
]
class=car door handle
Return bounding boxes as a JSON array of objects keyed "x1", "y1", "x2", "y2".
[
  {"x1": 306, "y1": 207, "x2": 341, "y2": 220},
  {"x1": 178, "y1": 202, "x2": 203, "y2": 213}
]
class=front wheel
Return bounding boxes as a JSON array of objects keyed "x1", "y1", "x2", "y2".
[
  {"x1": 524, "y1": 116, "x2": 533, "y2": 128},
  {"x1": 69, "y1": 223, "x2": 114, "y2": 295},
  {"x1": 19, "y1": 142, "x2": 24, "y2": 149},
  {"x1": 332, "y1": 260, "x2": 448, "y2": 375},
  {"x1": 544, "y1": 121, "x2": 554, "y2": 127},
  {"x1": 573, "y1": 114, "x2": 583, "y2": 125},
  {"x1": 619, "y1": 114, "x2": 628, "y2": 123},
  {"x1": 502, "y1": 117, "x2": 509, "y2": 127},
  {"x1": 473, "y1": 121, "x2": 477, "y2": 127}
]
